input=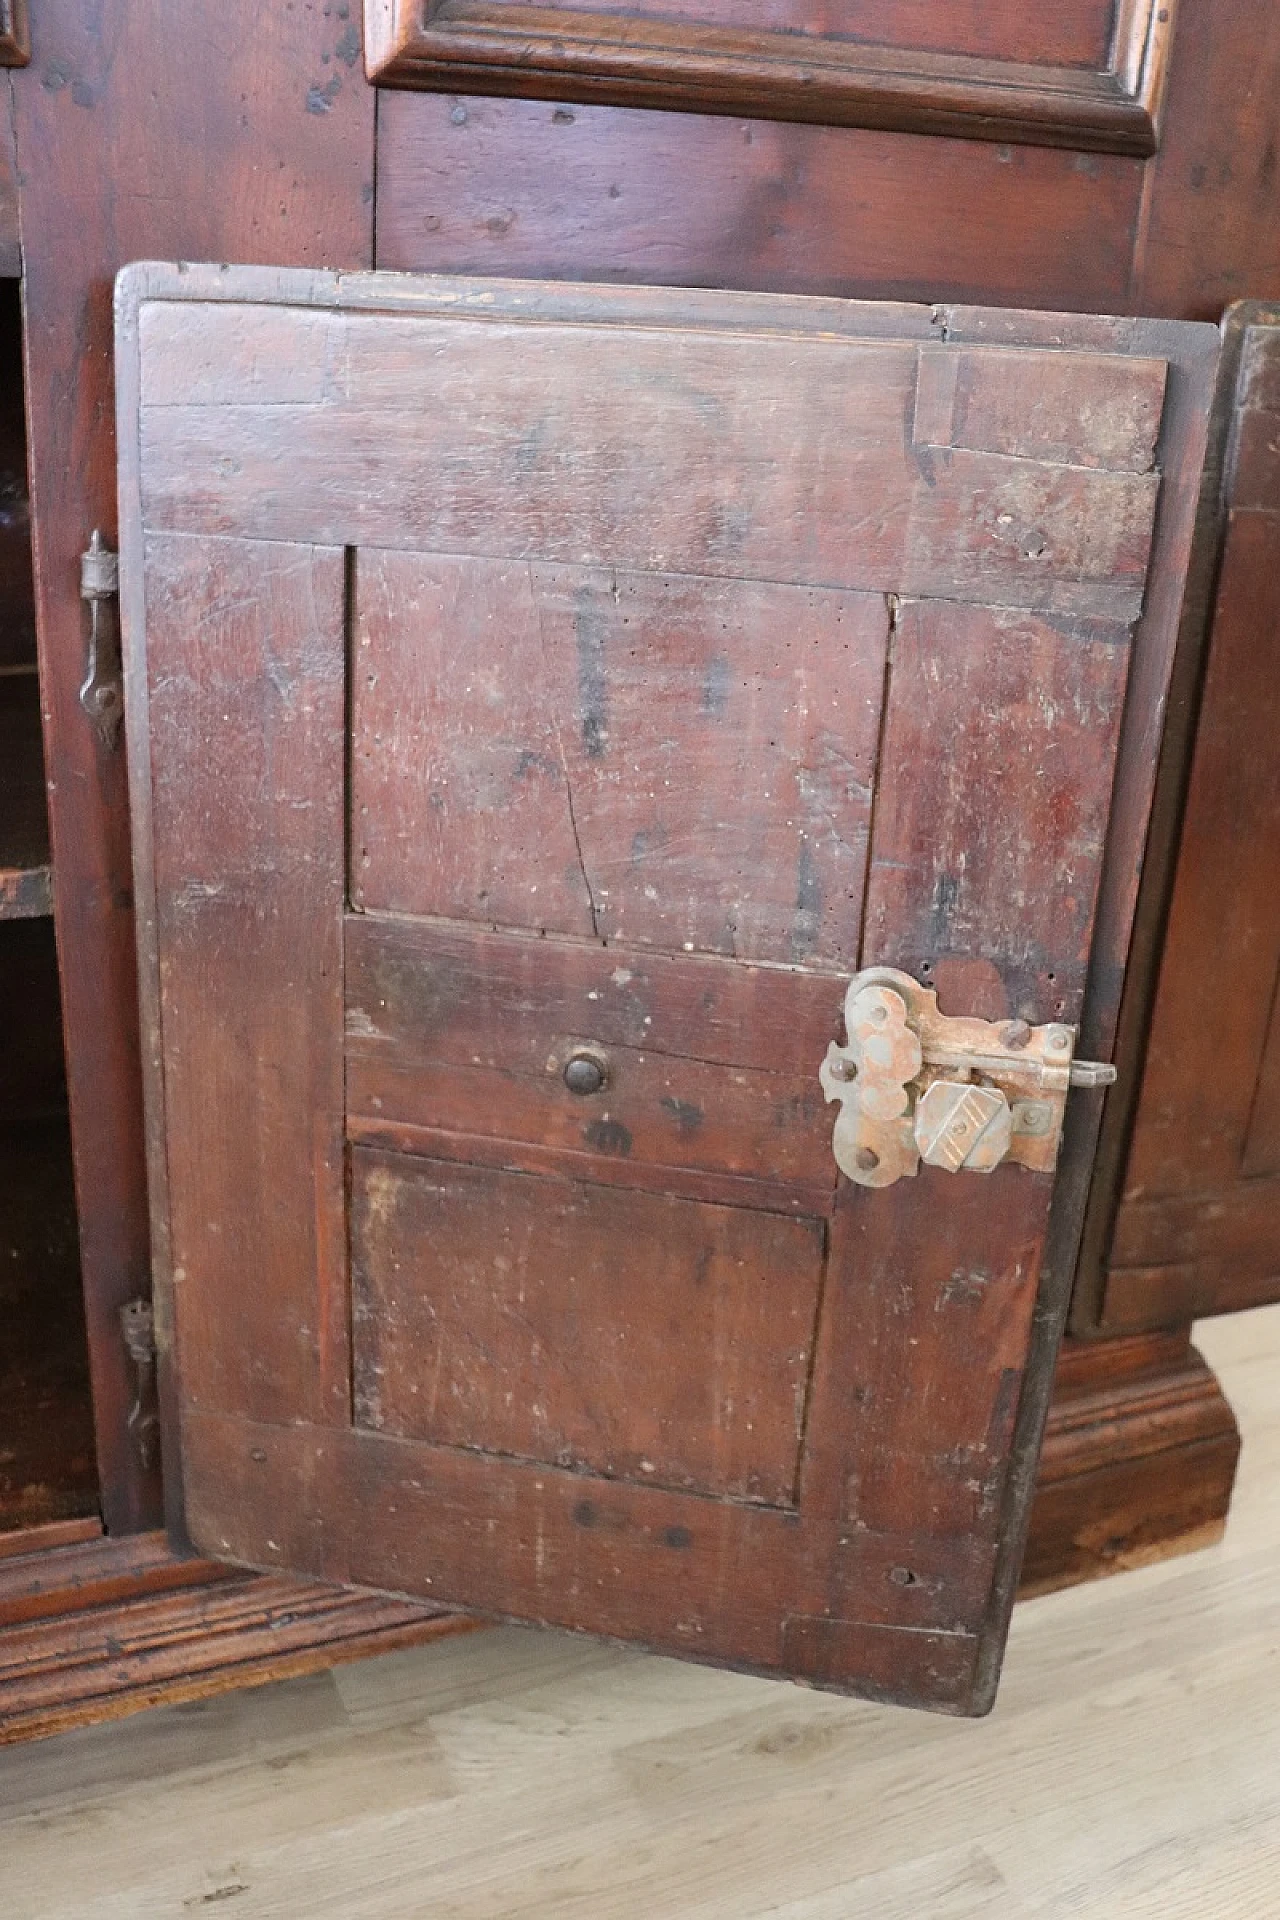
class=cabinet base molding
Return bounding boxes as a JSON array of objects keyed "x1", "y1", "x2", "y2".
[
  {"x1": 1021, "y1": 1330, "x2": 1241, "y2": 1596},
  {"x1": 0, "y1": 1531, "x2": 473, "y2": 1748},
  {"x1": 0, "y1": 1331, "x2": 1241, "y2": 1743}
]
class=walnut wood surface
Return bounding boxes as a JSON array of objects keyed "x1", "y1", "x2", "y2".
[
  {"x1": 0, "y1": 1322, "x2": 1241, "y2": 1746},
  {"x1": 0, "y1": 0, "x2": 1273, "y2": 1738},
  {"x1": 346, "y1": 917, "x2": 840, "y2": 1206},
  {"x1": 351, "y1": 1146, "x2": 827, "y2": 1502},
  {"x1": 1022, "y1": 1328, "x2": 1241, "y2": 1592},
  {"x1": 7, "y1": 0, "x2": 377, "y2": 1539},
  {"x1": 135, "y1": 303, "x2": 1163, "y2": 616},
  {"x1": 1099, "y1": 311, "x2": 1280, "y2": 1330},
  {"x1": 0, "y1": 1531, "x2": 463, "y2": 1747},
  {"x1": 116, "y1": 264, "x2": 1211, "y2": 1713},
  {"x1": 375, "y1": 92, "x2": 1148, "y2": 314},
  {"x1": 352, "y1": 554, "x2": 888, "y2": 962},
  {"x1": 0, "y1": 286, "x2": 37, "y2": 669},
  {"x1": 364, "y1": 0, "x2": 1171, "y2": 154}
]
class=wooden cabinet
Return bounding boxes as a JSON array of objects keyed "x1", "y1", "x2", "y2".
[
  {"x1": 1081, "y1": 305, "x2": 1280, "y2": 1333},
  {"x1": 0, "y1": 0, "x2": 1275, "y2": 1740}
]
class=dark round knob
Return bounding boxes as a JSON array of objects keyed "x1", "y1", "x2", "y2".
[{"x1": 563, "y1": 1051, "x2": 607, "y2": 1096}]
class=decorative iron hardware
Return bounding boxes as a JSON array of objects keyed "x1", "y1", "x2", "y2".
[
  {"x1": 819, "y1": 967, "x2": 1117, "y2": 1189},
  {"x1": 79, "y1": 530, "x2": 124, "y2": 749},
  {"x1": 119, "y1": 1294, "x2": 159, "y2": 1469}
]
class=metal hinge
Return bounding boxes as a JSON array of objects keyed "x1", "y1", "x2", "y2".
[
  {"x1": 119, "y1": 1294, "x2": 159, "y2": 1469},
  {"x1": 79, "y1": 530, "x2": 123, "y2": 750},
  {"x1": 820, "y1": 966, "x2": 1117, "y2": 1189}
]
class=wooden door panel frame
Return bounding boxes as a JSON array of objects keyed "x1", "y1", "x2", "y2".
[
  {"x1": 116, "y1": 264, "x2": 1214, "y2": 1710},
  {"x1": 364, "y1": 0, "x2": 1175, "y2": 155}
]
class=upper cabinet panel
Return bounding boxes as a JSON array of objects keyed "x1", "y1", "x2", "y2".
[
  {"x1": 0, "y1": 2, "x2": 27, "y2": 66},
  {"x1": 364, "y1": 0, "x2": 1175, "y2": 153}
]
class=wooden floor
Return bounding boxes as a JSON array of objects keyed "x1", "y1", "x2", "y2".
[{"x1": 5, "y1": 1307, "x2": 1280, "y2": 1919}]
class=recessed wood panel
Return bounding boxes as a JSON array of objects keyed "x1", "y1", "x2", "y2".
[
  {"x1": 452, "y1": 0, "x2": 1118, "y2": 70},
  {"x1": 350, "y1": 1148, "x2": 827, "y2": 1503},
  {"x1": 345, "y1": 915, "x2": 840, "y2": 1207},
  {"x1": 862, "y1": 600, "x2": 1134, "y2": 1022},
  {"x1": 352, "y1": 552, "x2": 887, "y2": 965}
]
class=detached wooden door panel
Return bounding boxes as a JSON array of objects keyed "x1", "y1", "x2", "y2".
[{"x1": 117, "y1": 265, "x2": 1211, "y2": 1713}]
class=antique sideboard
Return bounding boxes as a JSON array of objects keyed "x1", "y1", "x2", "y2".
[{"x1": 1, "y1": 0, "x2": 1277, "y2": 1738}]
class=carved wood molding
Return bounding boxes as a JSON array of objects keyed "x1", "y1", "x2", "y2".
[
  {"x1": 0, "y1": 1530, "x2": 469, "y2": 1746},
  {"x1": 364, "y1": 0, "x2": 1175, "y2": 154},
  {"x1": 0, "y1": 1, "x2": 29, "y2": 66}
]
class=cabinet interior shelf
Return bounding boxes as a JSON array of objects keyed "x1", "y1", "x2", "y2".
[{"x1": 0, "y1": 671, "x2": 52, "y2": 920}]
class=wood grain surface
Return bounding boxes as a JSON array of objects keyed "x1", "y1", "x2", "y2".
[
  {"x1": 364, "y1": 0, "x2": 1169, "y2": 153},
  {"x1": 8, "y1": 0, "x2": 376, "y2": 1534},
  {"x1": 1101, "y1": 314, "x2": 1280, "y2": 1330},
  {"x1": 117, "y1": 264, "x2": 1210, "y2": 1713},
  {"x1": 0, "y1": 1307, "x2": 1273, "y2": 1919}
]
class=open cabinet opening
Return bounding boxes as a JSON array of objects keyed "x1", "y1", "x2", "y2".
[{"x1": 0, "y1": 278, "x2": 99, "y2": 1546}]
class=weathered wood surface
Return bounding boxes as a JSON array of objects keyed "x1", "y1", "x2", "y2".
[
  {"x1": 8, "y1": 0, "x2": 376, "y2": 1535},
  {"x1": 375, "y1": 92, "x2": 1147, "y2": 315},
  {"x1": 0, "y1": 1529, "x2": 458, "y2": 1748},
  {"x1": 1023, "y1": 1327, "x2": 1241, "y2": 1594},
  {"x1": 351, "y1": 1146, "x2": 827, "y2": 1502},
  {"x1": 861, "y1": 599, "x2": 1133, "y2": 1024},
  {"x1": 364, "y1": 0, "x2": 1169, "y2": 154},
  {"x1": 138, "y1": 533, "x2": 350, "y2": 1429},
  {"x1": 1101, "y1": 315, "x2": 1280, "y2": 1331},
  {"x1": 0, "y1": 0, "x2": 1273, "y2": 1739},
  {"x1": 137, "y1": 302, "x2": 1164, "y2": 619},
  {"x1": 120, "y1": 265, "x2": 1209, "y2": 1712},
  {"x1": 352, "y1": 552, "x2": 887, "y2": 963},
  {"x1": 346, "y1": 915, "x2": 840, "y2": 1207}
]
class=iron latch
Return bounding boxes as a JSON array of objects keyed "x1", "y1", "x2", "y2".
[
  {"x1": 79, "y1": 530, "x2": 123, "y2": 750},
  {"x1": 819, "y1": 966, "x2": 1116, "y2": 1189},
  {"x1": 119, "y1": 1294, "x2": 159, "y2": 1469}
]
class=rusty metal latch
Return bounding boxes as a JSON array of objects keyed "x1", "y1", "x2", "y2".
[
  {"x1": 79, "y1": 530, "x2": 124, "y2": 750},
  {"x1": 819, "y1": 966, "x2": 1116, "y2": 1190},
  {"x1": 119, "y1": 1295, "x2": 159, "y2": 1470}
]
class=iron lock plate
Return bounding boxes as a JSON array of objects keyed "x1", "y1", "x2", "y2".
[{"x1": 819, "y1": 967, "x2": 1116, "y2": 1189}]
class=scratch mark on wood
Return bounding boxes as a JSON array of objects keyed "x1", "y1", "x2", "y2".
[{"x1": 531, "y1": 562, "x2": 602, "y2": 939}]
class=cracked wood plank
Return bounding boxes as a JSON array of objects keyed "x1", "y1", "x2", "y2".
[
  {"x1": 352, "y1": 552, "x2": 887, "y2": 968},
  {"x1": 137, "y1": 302, "x2": 1164, "y2": 618}
]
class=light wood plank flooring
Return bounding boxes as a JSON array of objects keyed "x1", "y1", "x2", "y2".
[{"x1": 4, "y1": 1306, "x2": 1280, "y2": 1918}]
